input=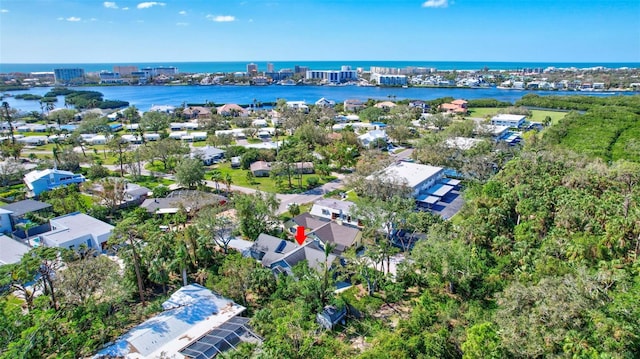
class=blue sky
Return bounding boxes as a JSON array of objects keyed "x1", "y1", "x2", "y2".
[{"x1": 1, "y1": 0, "x2": 639, "y2": 63}]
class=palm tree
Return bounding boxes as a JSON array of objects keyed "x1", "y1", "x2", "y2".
[
  {"x1": 210, "y1": 169, "x2": 222, "y2": 192},
  {"x1": 2, "y1": 102, "x2": 15, "y2": 144},
  {"x1": 19, "y1": 222, "x2": 38, "y2": 247},
  {"x1": 224, "y1": 173, "x2": 233, "y2": 194}
]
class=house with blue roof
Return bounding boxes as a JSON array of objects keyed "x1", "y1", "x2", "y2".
[{"x1": 23, "y1": 168, "x2": 86, "y2": 197}]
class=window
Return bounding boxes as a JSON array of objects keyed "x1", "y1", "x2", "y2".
[{"x1": 321, "y1": 209, "x2": 330, "y2": 216}]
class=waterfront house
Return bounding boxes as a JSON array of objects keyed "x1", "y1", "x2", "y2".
[
  {"x1": 217, "y1": 103, "x2": 247, "y2": 117},
  {"x1": 315, "y1": 97, "x2": 336, "y2": 107},
  {"x1": 344, "y1": 99, "x2": 365, "y2": 112},
  {"x1": 24, "y1": 168, "x2": 86, "y2": 197},
  {"x1": 182, "y1": 106, "x2": 212, "y2": 120}
]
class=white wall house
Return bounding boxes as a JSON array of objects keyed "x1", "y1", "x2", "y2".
[
  {"x1": 374, "y1": 161, "x2": 445, "y2": 197},
  {"x1": 41, "y1": 212, "x2": 114, "y2": 250},
  {"x1": 309, "y1": 199, "x2": 361, "y2": 227},
  {"x1": 491, "y1": 114, "x2": 526, "y2": 128}
]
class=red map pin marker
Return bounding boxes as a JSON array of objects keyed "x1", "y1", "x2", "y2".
[{"x1": 295, "y1": 225, "x2": 306, "y2": 245}]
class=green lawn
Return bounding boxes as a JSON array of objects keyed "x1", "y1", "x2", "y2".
[
  {"x1": 467, "y1": 107, "x2": 567, "y2": 125},
  {"x1": 211, "y1": 162, "x2": 333, "y2": 194},
  {"x1": 129, "y1": 175, "x2": 175, "y2": 189}
]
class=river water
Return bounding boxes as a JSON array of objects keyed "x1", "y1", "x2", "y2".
[{"x1": 1, "y1": 85, "x2": 632, "y2": 113}]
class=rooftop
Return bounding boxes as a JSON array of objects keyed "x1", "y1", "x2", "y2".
[
  {"x1": 44, "y1": 212, "x2": 114, "y2": 246},
  {"x1": 1, "y1": 199, "x2": 52, "y2": 217},
  {"x1": 95, "y1": 284, "x2": 247, "y2": 359},
  {"x1": 0, "y1": 235, "x2": 30, "y2": 265},
  {"x1": 377, "y1": 162, "x2": 444, "y2": 189}
]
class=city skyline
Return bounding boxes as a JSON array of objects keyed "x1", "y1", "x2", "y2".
[{"x1": 1, "y1": 0, "x2": 639, "y2": 64}]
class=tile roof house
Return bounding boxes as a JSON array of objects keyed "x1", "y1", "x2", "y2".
[
  {"x1": 217, "y1": 104, "x2": 247, "y2": 117},
  {"x1": 23, "y1": 168, "x2": 86, "y2": 197},
  {"x1": 94, "y1": 284, "x2": 260, "y2": 359},
  {"x1": 182, "y1": 106, "x2": 212, "y2": 120},
  {"x1": 438, "y1": 99, "x2": 468, "y2": 114}
]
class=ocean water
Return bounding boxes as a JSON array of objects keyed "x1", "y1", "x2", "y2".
[
  {"x1": 1, "y1": 85, "x2": 632, "y2": 113},
  {"x1": 1, "y1": 60, "x2": 639, "y2": 74}
]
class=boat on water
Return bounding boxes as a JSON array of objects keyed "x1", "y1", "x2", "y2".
[{"x1": 279, "y1": 79, "x2": 297, "y2": 86}]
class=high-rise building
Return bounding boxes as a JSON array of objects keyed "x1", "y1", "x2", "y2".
[
  {"x1": 266, "y1": 63, "x2": 274, "y2": 73},
  {"x1": 53, "y1": 68, "x2": 85, "y2": 84},
  {"x1": 247, "y1": 63, "x2": 258, "y2": 76},
  {"x1": 113, "y1": 65, "x2": 139, "y2": 76},
  {"x1": 294, "y1": 65, "x2": 309, "y2": 74}
]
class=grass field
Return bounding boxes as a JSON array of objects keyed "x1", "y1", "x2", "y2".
[
  {"x1": 212, "y1": 162, "x2": 333, "y2": 194},
  {"x1": 467, "y1": 107, "x2": 567, "y2": 125}
]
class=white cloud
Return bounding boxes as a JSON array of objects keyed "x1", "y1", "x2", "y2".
[
  {"x1": 178, "y1": 10, "x2": 187, "y2": 15},
  {"x1": 206, "y1": 14, "x2": 235, "y2": 22},
  {"x1": 122, "y1": 7, "x2": 129, "y2": 10},
  {"x1": 66, "y1": 16, "x2": 81, "y2": 22},
  {"x1": 422, "y1": 0, "x2": 448, "y2": 8},
  {"x1": 0, "y1": 9, "x2": 9, "y2": 13},
  {"x1": 137, "y1": 2, "x2": 165, "y2": 9},
  {"x1": 103, "y1": 2, "x2": 118, "y2": 9},
  {"x1": 176, "y1": 22, "x2": 189, "y2": 26}
]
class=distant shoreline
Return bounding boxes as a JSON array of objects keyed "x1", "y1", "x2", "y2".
[{"x1": 2, "y1": 60, "x2": 639, "y2": 74}]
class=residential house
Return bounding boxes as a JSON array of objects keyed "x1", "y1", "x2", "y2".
[
  {"x1": 40, "y1": 212, "x2": 114, "y2": 250},
  {"x1": 309, "y1": 199, "x2": 361, "y2": 227},
  {"x1": 284, "y1": 212, "x2": 331, "y2": 236},
  {"x1": 149, "y1": 105, "x2": 175, "y2": 114},
  {"x1": 0, "y1": 234, "x2": 31, "y2": 265},
  {"x1": 217, "y1": 104, "x2": 247, "y2": 117},
  {"x1": 191, "y1": 146, "x2": 225, "y2": 165},
  {"x1": 315, "y1": 97, "x2": 336, "y2": 107},
  {"x1": 124, "y1": 183, "x2": 151, "y2": 204},
  {"x1": 182, "y1": 106, "x2": 212, "y2": 120},
  {"x1": 252, "y1": 119, "x2": 268, "y2": 128},
  {"x1": 306, "y1": 221, "x2": 362, "y2": 255},
  {"x1": 17, "y1": 136, "x2": 48, "y2": 146},
  {"x1": 374, "y1": 101, "x2": 397, "y2": 110},
  {"x1": 372, "y1": 161, "x2": 445, "y2": 198},
  {"x1": 490, "y1": 114, "x2": 526, "y2": 128},
  {"x1": 438, "y1": 99, "x2": 468, "y2": 114},
  {"x1": 317, "y1": 305, "x2": 348, "y2": 330},
  {"x1": 140, "y1": 190, "x2": 227, "y2": 215},
  {"x1": 1, "y1": 199, "x2": 52, "y2": 231},
  {"x1": 24, "y1": 168, "x2": 86, "y2": 197},
  {"x1": 358, "y1": 129, "x2": 387, "y2": 148},
  {"x1": 286, "y1": 101, "x2": 309, "y2": 112},
  {"x1": 143, "y1": 133, "x2": 160, "y2": 141},
  {"x1": 94, "y1": 284, "x2": 261, "y2": 359},
  {"x1": 249, "y1": 233, "x2": 338, "y2": 276},
  {"x1": 0, "y1": 209, "x2": 12, "y2": 234},
  {"x1": 250, "y1": 161, "x2": 272, "y2": 177},
  {"x1": 344, "y1": 99, "x2": 365, "y2": 112}
]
